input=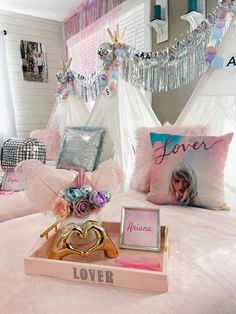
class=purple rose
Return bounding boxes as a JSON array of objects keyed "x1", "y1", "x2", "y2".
[
  {"x1": 92, "y1": 191, "x2": 106, "y2": 208},
  {"x1": 72, "y1": 197, "x2": 91, "y2": 218}
]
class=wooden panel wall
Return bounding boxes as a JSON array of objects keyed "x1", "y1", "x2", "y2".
[{"x1": 0, "y1": 10, "x2": 65, "y2": 137}]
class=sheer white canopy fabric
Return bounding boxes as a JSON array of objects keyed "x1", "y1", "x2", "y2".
[
  {"x1": 176, "y1": 22, "x2": 236, "y2": 209},
  {"x1": 86, "y1": 78, "x2": 161, "y2": 190},
  {"x1": 47, "y1": 94, "x2": 90, "y2": 135},
  {"x1": 0, "y1": 31, "x2": 16, "y2": 146}
]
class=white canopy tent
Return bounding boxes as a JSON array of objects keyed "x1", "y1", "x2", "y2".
[
  {"x1": 47, "y1": 58, "x2": 90, "y2": 135},
  {"x1": 176, "y1": 21, "x2": 236, "y2": 210},
  {"x1": 47, "y1": 94, "x2": 90, "y2": 135},
  {"x1": 86, "y1": 77, "x2": 161, "y2": 190}
]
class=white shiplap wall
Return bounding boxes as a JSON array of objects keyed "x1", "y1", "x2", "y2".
[{"x1": 0, "y1": 10, "x2": 65, "y2": 137}]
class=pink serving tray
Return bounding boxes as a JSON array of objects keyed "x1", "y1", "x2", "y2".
[{"x1": 24, "y1": 222, "x2": 169, "y2": 293}]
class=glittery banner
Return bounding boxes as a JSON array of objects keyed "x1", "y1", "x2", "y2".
[{"x1": 58, "y1": 0, "x2": 236, "y2": 102}]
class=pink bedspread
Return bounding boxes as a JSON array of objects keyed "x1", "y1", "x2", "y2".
[
  {"x1": 0, "y1": 191, "x2": 39, "y2": 222},
  {"x1": 0, "y1": 190, "x2": 236, "y2": 314}
]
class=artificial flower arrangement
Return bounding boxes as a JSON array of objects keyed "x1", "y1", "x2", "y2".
[{"x1": 51, "y1": 169, "x2": 111, "y2": 221}]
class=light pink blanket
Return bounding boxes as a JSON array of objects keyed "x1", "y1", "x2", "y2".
[
  {"x1": 0, "y1": 190, "x2": 236, "y2": 314},
  {"x1": 0, "y1": 191, "x2": 39, "y2": 222}
]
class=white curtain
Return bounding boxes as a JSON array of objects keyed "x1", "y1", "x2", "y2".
[
  {"x1": 67, "y1": 0, "x2": 151, "y2": 77},
  {"x1": 176, "y1": 22, "x2": 236, "y2": 210},
  {"x1": 0, "y1": 31, "x2": 16, "y2": 147}
]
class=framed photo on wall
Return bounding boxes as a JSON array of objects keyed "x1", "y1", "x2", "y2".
[
  {"x1": 20, "y1": 40, "x2": 48, "y2": 83},
  {"x1": 120, "y1": 207, "x2": 161, "y2": 251},
  {"x1": 0, "y1": 170, "x2": 23, "y2": 192}
]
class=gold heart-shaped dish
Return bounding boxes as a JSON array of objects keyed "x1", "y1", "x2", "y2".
[{"x1": 48, "y1": 220, "x2": 118, "y2": 260}]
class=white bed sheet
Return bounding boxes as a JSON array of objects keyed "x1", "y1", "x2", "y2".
[{"x1": 0, "y1": 190, "x2": 236, "y2": 314}]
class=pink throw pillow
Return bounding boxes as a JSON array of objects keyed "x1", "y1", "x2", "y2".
[
  {"x1": 147, "y1": 132, "x2": 233, "y2": 210},
  {"x1": 30, "y1": 129, "x2": 61, "y2": 160},
  {"x1": 130, "y1": 124, "x2": 209, "y2": 193}
]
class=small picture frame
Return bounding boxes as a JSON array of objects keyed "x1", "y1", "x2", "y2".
[
  {"x1": 1, "y1": 170, "x2": 23, "y2": 192},
  {"x1": 120, "y1": 207, "x2": 161, "y2": 251}
]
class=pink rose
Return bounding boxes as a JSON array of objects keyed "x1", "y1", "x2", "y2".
[
  {"x1": 72, "y1": 197, "x2": 92, "y2": 218},
  {"x1": 52, "y1": 197, "x2": 71, "y2": 219}
]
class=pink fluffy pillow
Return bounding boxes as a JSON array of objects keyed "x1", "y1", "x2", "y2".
[
  {"x1": 130, "y1": 124, "x2": 210, "y2": 193},
  {"x1": 30, "y1": 129, "x2": 61, "y2": 160}
]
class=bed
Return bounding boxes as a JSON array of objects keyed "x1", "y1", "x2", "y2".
[
  {"x1": 0, "y1": 191, "x2": 39, "y2": 222},
  {"x1": 0, "y1": 190, "x2": 236, "y2": 314}
]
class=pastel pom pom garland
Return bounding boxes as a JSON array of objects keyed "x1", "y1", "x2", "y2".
[
  {"x1": 205, "y1": 4, "x2": 230, "y2": 70},
  {"x1": 98, "y1": 42, "x2": 124, "y2": 97},
  {"x1": 55, "y1": 69, "x2": 76, "y2": 100},
  {"x1": 98, "y1": 26, "x2": 127, "y2": 97}
]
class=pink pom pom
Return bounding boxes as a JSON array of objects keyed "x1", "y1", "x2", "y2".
[
  {"x1": 114, "y1": 43, "x2": 122, "y2": 49},
  {"x1": 103, "y1": 65, "x2": 110, "y2": 71},
  {"x1": 217, "y1": 9, "x2": 227, "y2": 19},
  {"x1": 109, "y1": 83, "x2": 117, "y2": 92},
  {"x1": 206, "y1": 46, "x2": 216, "y2": 54},
  {"x1": 112, "y1": 66, "x2": 119, "y2": 71}
]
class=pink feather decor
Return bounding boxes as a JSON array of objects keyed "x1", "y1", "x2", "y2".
[
  {"x1": 15, "y1": 160, "x2": 123, "y2": 213},
  {"x1": 91, "y1": 160, "x2": 124, "y2": 193},
  {"x1": 15, "y1": 160, "x2": 77, "y2": 211}
]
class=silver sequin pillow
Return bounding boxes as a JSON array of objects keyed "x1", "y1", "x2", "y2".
[{"x1": 57, "y1": 127, "x2": 105, "y2": 171}]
